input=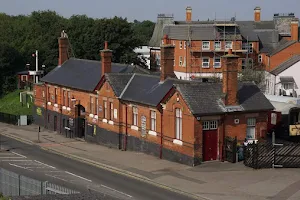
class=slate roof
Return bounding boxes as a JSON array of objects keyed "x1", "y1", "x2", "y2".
[
  {"x1": 255, "y1": 30, "x2": 280, "y2": 53},
  {"x1": 175, "y1": 82, "x2": 274, "y2": 116},
  {"x1": 105, "y1": 73, "x2": 134, "y2": 97},
  {"x1": 17, "y1": 70, "x2": 29, "y2": 75},
  {"x1": 149, "y1": 15, "x2": 174, "y2": 47},
  {"x1": 118, "y1": 73, "x2": 189, "y2": 106},
  {"x1": 41, "y1": 58, "x2": 150, "y2": 92},
  {"x1": 270, "y1": 55, "x2": 300, "y2": 75},
  {"x1": 280, "y1": 76, "x2": 295, "y2": 83}
]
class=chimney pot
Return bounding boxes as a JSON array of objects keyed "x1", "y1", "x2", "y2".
[{"x1": 104, "y1": 41, "x2": 108, "y2": 50}]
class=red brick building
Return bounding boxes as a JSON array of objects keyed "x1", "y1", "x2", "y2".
[
  {"x1": 149, "y1": 6, "x2": 300, "y2": 80},
  {"x1": 33, "y1": 32, "x2": 273, "y2": 166}
]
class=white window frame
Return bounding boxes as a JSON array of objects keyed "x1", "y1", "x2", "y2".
[
  {"x1": 184, "y1": 41, "x2": 186, "y2": 49},
  {"x1": 242, "y1": 42, "x2": 248, "y2": 50},
  {"x1": 213, "y1": 57, "x2": 221, "y2": 68},
  {"x1": 179, "y1": 56, "x2": 183, "y2": 66},
  {"x1": 246, "y1": 118, "x2": 256, "y2": 140},
  {"x1": 202, "y1": 41, "x2": 210, "y2": 50},
  {"x1": 179, "y1": 41, "x2": 183, "y2": 49},
  {"x1": 95, "y1": 97, "x2": 98, "y2": 116},
  {"x1": 214, "y1": 41, "x2": 221, "y2": 50},
  {"x1": 175, "y1": 108, "x2": 182, "y2": 140},
  {"x1": 172, "y1": 41, "x2": 175, "y2": 46},
  {"x1": 90, "y1": 96, "x2": 94, "y2": 114},
  {"x1": 258, "y1": 54, "x2": 262, "y2": 63},
  {"x1": 104, "y1": 101, "x2": 108, "y2": 119},
  {"x1": 225, "y1": 41, "x2": 233, "y2": 49},
  {"x1": 203, "y1": 120, "x2": 218, "y2": 130},
  {"x1": 133, "y1": 106, "x2": 138, "y2": 126},
  {"x1": 110, "y1": 102, "x2": 114, "y2": 120},
  {"x1": 183, "y1": 57, "x2": 186, "y2": 67},
  {"x1": 150, "y1": 110, "x2": 156, "y2": 131},
  {"x1": 202, "y1": 57, "x2": 210, "y2": 68}
]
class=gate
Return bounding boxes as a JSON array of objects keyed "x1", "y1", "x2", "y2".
[{"x1": 224, "y1": 136, "x2": 237, "y2": 163}]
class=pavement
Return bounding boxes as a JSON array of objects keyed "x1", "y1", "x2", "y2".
[{"x1": 1, "y1": 123, "x2": 300, "y2": 200}]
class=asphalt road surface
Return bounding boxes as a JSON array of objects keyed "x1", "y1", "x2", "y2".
[{"x1": 0, "y1": 136, "x2": 196, "y2": 200}]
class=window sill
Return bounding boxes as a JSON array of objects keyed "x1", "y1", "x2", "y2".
[
  {"x1": 202, "y1": 48, "x2": 210, "y2": 50},
  {"x1": 47, "y1": 102, "x2": 51, "y2": 105},
  {"x1": 66, "y1": 107, "x2": 71, "y2": 111},
  {"x1": 108, "y1": 120, "x2": 114, "y2": 125},
  {"x1": 131, "y1": 125, "x2": 138, "y2": 131},
  {"x1": 173, "y1": 139, "x2": 183, "y2": 146},
  {"x1": 148, "y1": 130, "x2": 157, "y2": 136},
  {"x1": 54, "y1": 104, "x2": 58, "y2": 107},
  {"x1": 202, "y1": 66, "x2": 209, "y2": 69},
  {"x1": 102, "y1": 119, "x2": 108, "y2": 123},
  {"x1": 62, "y1": 106, "x2": 66, "y2": 110},
  {"x1": 213, "y1": 66, "x2": 221, "y2": 68}
]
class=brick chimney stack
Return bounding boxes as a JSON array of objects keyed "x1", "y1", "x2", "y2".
[
  {"x1": 100, "y1": 41, "x2": 112, "y2": 77},
  {"x1": 160, "y1": 35, "x2": 175, "y2": 82},
  {"x1": 58, "y1": 30, "x2": 69, "y2": 66},
  {"x1": 221, "y1": 49, "x2": 240, "y2": 106},
  {"x1": 186, "y1": 6, "x2": 192, "y2": 22},
  {"x1": 291, "y1": 18, "x2": 299, "y2": 41},
  {"x1": 254, "y1": 7, "x2": 261, "y2": 22}
]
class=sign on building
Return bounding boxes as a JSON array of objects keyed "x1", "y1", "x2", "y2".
[{"x1": 271, "y1": 113, "x2": 277, "y2": 125}]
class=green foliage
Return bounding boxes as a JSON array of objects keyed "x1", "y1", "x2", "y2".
[
  {"x1": 0, "y1": 193, "x2": 10, "y2": 200},
  {"x1": 0, "y1": 11, "x2": 154, "y2": 96},
  {"x1": 0, "y1": 90, "x2": 33, "y2": 115}
]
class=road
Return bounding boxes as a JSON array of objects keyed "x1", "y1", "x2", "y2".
[{"x1": 0, "y1": 136, "x2": 196, "y2": 200}]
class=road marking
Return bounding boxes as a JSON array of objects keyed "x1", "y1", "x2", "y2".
[
  {"x1": 1, "y1": 160, "x2": 32, "y2": 162},
  {"x1": 0, "y1": 157, "x2": 23, "y2": 159},
  {"x1": 9, "y1": 163, "x2": 33, "y2": 171},
  {"x1": 45, "y1": 174, "x2": 68, "y2": 182},
  {"x1": 11, "y1": 151, "x2": 27, "y2": 158},
  {"x1": 34, "y1": 160, "x2": 56, "y2": 169},
  {"x1": 101, "y1": 184, "x2": 132, "y2": 198},
  {"x1": 65, "y1": 171, "x2": 92, "y2": 182}
]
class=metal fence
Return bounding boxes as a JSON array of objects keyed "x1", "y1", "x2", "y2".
[
  {"x1": 0, "y1": 112, "x2": 33, "y2": 125},
  {"x1": 0, "y1": 168, "x2": 79, "y2": 197}
]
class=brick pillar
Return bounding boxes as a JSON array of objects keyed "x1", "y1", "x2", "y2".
[
  {"x1": 254, "y1": 7, "x2": 261, "y2": 22},
  {"x1": 291, "y1": 18, "x2": 299, "y2": 41},
  {"x1": 186, "y1": 6, "x2": 192, "y2": 22},
  {"x1": 222, "y1": 49, "x2": 239, "y2": 106},
  {"x1": 100, "y1": 41, "x2": 112, "y2": 77},
  {"x1": 58, "y1": 30, "x2": 69, "y2": 66},
  {"x1": 160, "y1": 35, "x2": 175, "y2": 82}
]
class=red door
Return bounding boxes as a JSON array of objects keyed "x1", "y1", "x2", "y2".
[{"x1": 203, "y1": 130, "x2": 218, "y2": 161}]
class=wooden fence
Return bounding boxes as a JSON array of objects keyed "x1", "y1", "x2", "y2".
[{"x1": 244, "y1": 141, "x2": 300, "y2": 169}]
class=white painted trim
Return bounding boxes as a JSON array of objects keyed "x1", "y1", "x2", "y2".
[
  {"x1": 62, "y1": 106, "x2": 66, "y2": 110},
  {"x1": 108, "y1": 120, "x2": 114, "y2": 125},
  {"x1": 173, "y1": 139, "x2": 183, "y2": 146},
  {"x1": 54, "y1": 103, "x2": 58, "y2": 107},
  {"x1": 94, "y1": 115, "x2": 98, "y2": 119},
  {"x1": 66, "y1": 107, "x2": 71, "y2": 111},
  {"x1": 89, "y1": 113, "x2": 94, "y2": 118},
  {"x1": 102, "y1": 119, "x2": 108, "y2": 123},
  {"x1": 148, "y1": 130, "x2": 157, "y2": 136},
  {"x1": 131, "y1": 125, "x2": 138, "y2": 131},
  {"x1": 47, "y1": 102, "x2": 51, "y2": 105}
]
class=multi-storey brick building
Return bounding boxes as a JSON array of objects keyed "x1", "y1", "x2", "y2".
[
  {"x1": 33, "y1": 32, "x2": 273, "y2": 166},
  {"x1": 149, "y1": 6, "x2": 300, "y2": 80}
]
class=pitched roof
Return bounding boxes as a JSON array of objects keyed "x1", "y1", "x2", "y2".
[
  {"x1": 255, "y1": 30, "x2": 279, "y2": 53},
  {"x1": 149, "y1": 16, "x2": 174, "y2": 47},
  {"x1": 119, "y1": 74, "x2": 188, "y2": 106},
  {"x1": 175, "y1": 82, "x2": 274, "y2": 116},
  {"x1": 41, "y1": 58, "x2": 149, "y2": 92},
  {"x1": 280, "y1": 76, "x2": 295, "y2": 83},
  {"x1": 270, "y1": 55, "x2": 300, "y2": 75},
  {"x1": 105, "y1": 73, "x2": 134, "y2": 97}
]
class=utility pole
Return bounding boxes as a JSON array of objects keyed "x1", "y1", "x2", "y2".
[{"x1": 35, "y1": 50, "x2": 39, "y2": 83}]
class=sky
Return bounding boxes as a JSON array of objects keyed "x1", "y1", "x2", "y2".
[{"x1": 0, "y1": 0, "x2": 299, "y2": 22}]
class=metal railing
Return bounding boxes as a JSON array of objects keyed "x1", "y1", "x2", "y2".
[{"x1": 0, "y1": 168, "x2": 79, "y2": 197}]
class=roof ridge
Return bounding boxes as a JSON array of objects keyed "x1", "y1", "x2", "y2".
[{"x1": 119, "y1": 74, "x2": 136, "y2": 99}]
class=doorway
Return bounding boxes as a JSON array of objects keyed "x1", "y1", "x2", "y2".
[
  {"x1": 202, "y1": 120, "x2": 218, "y2": 161},
  {"x1": 54, "y1": 116, "x2": 57, "y2": 132}
]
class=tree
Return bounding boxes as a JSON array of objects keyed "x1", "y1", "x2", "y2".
[{"x1": 131, "y1": 20, "x2": 155, "y2": 46}]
